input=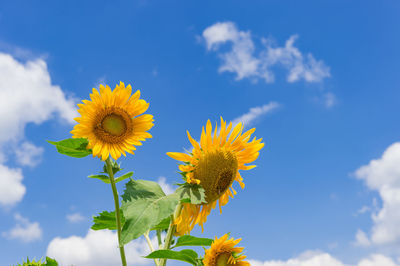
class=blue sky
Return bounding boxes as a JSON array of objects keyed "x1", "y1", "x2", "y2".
[{"x1": 0, "y1": 1, "x2": 400, "y2": 265}]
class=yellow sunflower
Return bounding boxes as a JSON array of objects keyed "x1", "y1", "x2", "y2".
[
  {"x1": 203, "y1": 234, "x2": 250, "y2": 266},
  {"x1": 167, "y1": 118, "x2": 264, "y2": 235},
  {"x1": 71, "y1": 82, "x2": 154, "y2": 161}
]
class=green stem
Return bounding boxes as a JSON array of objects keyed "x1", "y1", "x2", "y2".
[
  {"x1": 144, "y1": 230, "x2": 159, "y2": 266},
  {"x1": 160, "y1": 202, "x2": 184, "y2": 266},
  {"x1": 106, "y1": 157, "x2": 127, "y2": 266},
  {"x1": 156, "y1": 230, "x2": 162, "y2": 248}
]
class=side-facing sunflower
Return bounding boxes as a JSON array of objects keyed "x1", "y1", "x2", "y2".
[
  {"x1": 71, "y1": 82, "x2": 154, "y2": 161},
  {"x1": 167, "y1": 118, "x2": 264, "y2": 235},
  {"x1": 203, "y1": 234, "x2": 250, "y2": 266}
]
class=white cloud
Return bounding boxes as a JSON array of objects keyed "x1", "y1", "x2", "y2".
[
  {"x1": 203, "y1": 22, "x2": 261, "y2": 82},
  {"x1": 0, "y1": 52, "x2": 77, "y2": 207},
  {"x1": 231, "y1": 102, "x2": 280, "y2": 128},
  {"x1": 0, "y1": 164, "x2": 25, "y2": 207},
  {"x1": 249, "y1": 250, "x2": 397, "y2": 266},
  {"x1": 202, "y1": 22, "x2": 330, "y2": 84},
  {"x1": 0, "y1": 53, "x2": 77, "y2": 143},
  {"x1": 354, "y1": 198, "x2": 378, "y2": 217},
  {"x1": 2, "y1": 213, "x2": 42, "y2": 243},
  {"x1": 260, "y1": 35, "x2": 330, "y2": 83},
  {"x1": 250, "y1": 251, "x2": 345, "y2": 266},
  {"x1": 15, "y1": 141, "x2": 44, "y2": 167},
  {"x1": 354, "y1": 142, "x2": 400, "y2": 246},
  {"x1": 66, "y1": 212, "x2": 85, "y2": 223},
  {"x1": 157, "y1": 176, "x2": 175, "y2": 195},
  {"x1": 358, "y1": 254, "x2": 397, "y2": 266},
  {"x1": 47, "y1": 229, "x2": 155, "y2": 266},
  {"x1": 355, "y1": 229, "x2": 371, "y2": 247}
]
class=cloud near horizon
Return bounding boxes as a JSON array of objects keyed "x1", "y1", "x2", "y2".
[{"x1": 250, "y1": 250, "x2": 397, "y2": 266}]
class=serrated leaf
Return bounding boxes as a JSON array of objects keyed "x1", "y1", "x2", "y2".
[
  {"x1": 172, "y1": 235, "x2": 213, "y2": 248},
  {"x1": 145, "y1": 249, "x2": 198, "y2": 265},
  {"x1": 151, "y1": 216, "x2": 171, "y2": 231},
  {"x1": 120, "y1": 179, "x2": 179, "y2": 245},
  {"x1": 88, "y1": 174, "x2": 110, "y2": 183},
  {"x1": 47, "y1": 138, "x2": 91, "y2": 158},
  {"x1": 92, "y1": 210, "x2": 125, "y2": 230},
  {"x1": 121, "y1": 179, "x2": 166, "y2": 201},
  {"x1": 176, "y1": 183, "x2": 206, "y2": 204}
]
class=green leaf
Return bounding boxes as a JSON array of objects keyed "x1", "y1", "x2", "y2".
[
  {"x1": 47, "y1": 138, "x2": 91, "y2": 158},
  {"x1": 115, "y1": 172, "x2": 133, "y2": 183},
  {"x1": 151, "y1": 216, "x2": 171, "y2": 231},
  {"x1": 121, "y1": 179, "x2": 165, "y2": 201},
  {"x1": 120, "y1": 179, "x2": 179, "y2": 245},
  {"x1": 176, "y1": 183, "x2": 207, "y2": 204},
  {"x1": 172, "y1": 235, "x2": 213, "y2": 248},
  {"x1": 14, "y1": 257, "x2": 58, "y2": 266},
  {"x1": 92, "y1": 210, "x2": 125, "y2": 230},
  {"x1": 88, "y1": 174, "x2": 110, "y2": 183},
  {"x1": 145, "y1": 249, "x2": 198, "y2": 265},
  {"x1": 45, "y1": 257, "x2": 58, "y2": 266},
  {"x1": 88, "y1": 172, "x2": 133, "y2": 184}
]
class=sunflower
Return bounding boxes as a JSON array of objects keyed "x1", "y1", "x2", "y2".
[
  {"x1": 71, "y1": 82, "x2": 154, "y2": 161},
  {"x1": 167, "y1": 118, "x2": 264, "y2": 235},
  {"x1": 203, "y1": 234, "x2": 250, "y2": 266}
]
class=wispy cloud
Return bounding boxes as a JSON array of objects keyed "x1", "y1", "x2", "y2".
[
  {"x1": 202, "y1": 22, "x2": 330, "y2": 84},
  {"x1": 2, "y1": 213, "x2": 42, "y2": 243},
  {"x1": 231, "y1": 102, "x2": 280, "y2": 128},
  {"x1": 15, "y1": 142, "x2": 44, "y2": 167},
  {"x1": 66, "y1": 212, "x2": 85, "y2": 223}
]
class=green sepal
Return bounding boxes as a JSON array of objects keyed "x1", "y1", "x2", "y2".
[
  {"x1": 88, "y1": 172, "x2": 133, "y2": 184},
  {"x1": 47, "y1": 138, "x2": 91, "y2": 158},
  {"x1": 144, "y1": 249, "x2": 199, "y2": 265},
  {"x1": 176, "y1": 183, "x2": 207, "y2": 204},
  {"x1": 102, "y1": 160, "x2": 122, "y2": 175},
  {"x1": 120, "y1": 179, "x2": 179, "y2": 245},
  {"x1": 172, "y1": 235, "x2": 213, "y2": 249},
  {"x1": 91, "y1": 210, "x2": 125, "y2": 230}
]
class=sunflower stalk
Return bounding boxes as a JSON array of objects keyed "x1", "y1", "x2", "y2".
[
  {"x1": 156, "y1": 229, "x2": 162, "y2": 248},
  {"x1": 160, "y1": 202, "x2": 184, "y2": 266},
  {"x1": 144, "y1": 230, "x2": 160, "y2": 266},
  {"x1": 106, "y1": 157, "x2": 127, "y2": 266}
]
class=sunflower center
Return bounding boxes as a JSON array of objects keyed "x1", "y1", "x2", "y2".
[
  {"x1": 193, "y1": 150, "x2": 238, "y2": 203},
  {"x1": 216, "y1": 252, "x2": 234, "y2": 266},
  {"x1": 93, "y1": 107, "x2": 133, "y2": 144},
  {"x1": 102, "y1": 114, "x2": 127, "y2": 136}
]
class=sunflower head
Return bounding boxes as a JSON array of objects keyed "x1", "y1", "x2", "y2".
[
  {"x1": 71, "y1": 82, "x2": 154, "y2": 161},
  {"x1": 167, "y1": 118, "x2": 264, "y2": 235},
  {"x1": 203, "y1": 234, "x2": 250, "y2": 266}
]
